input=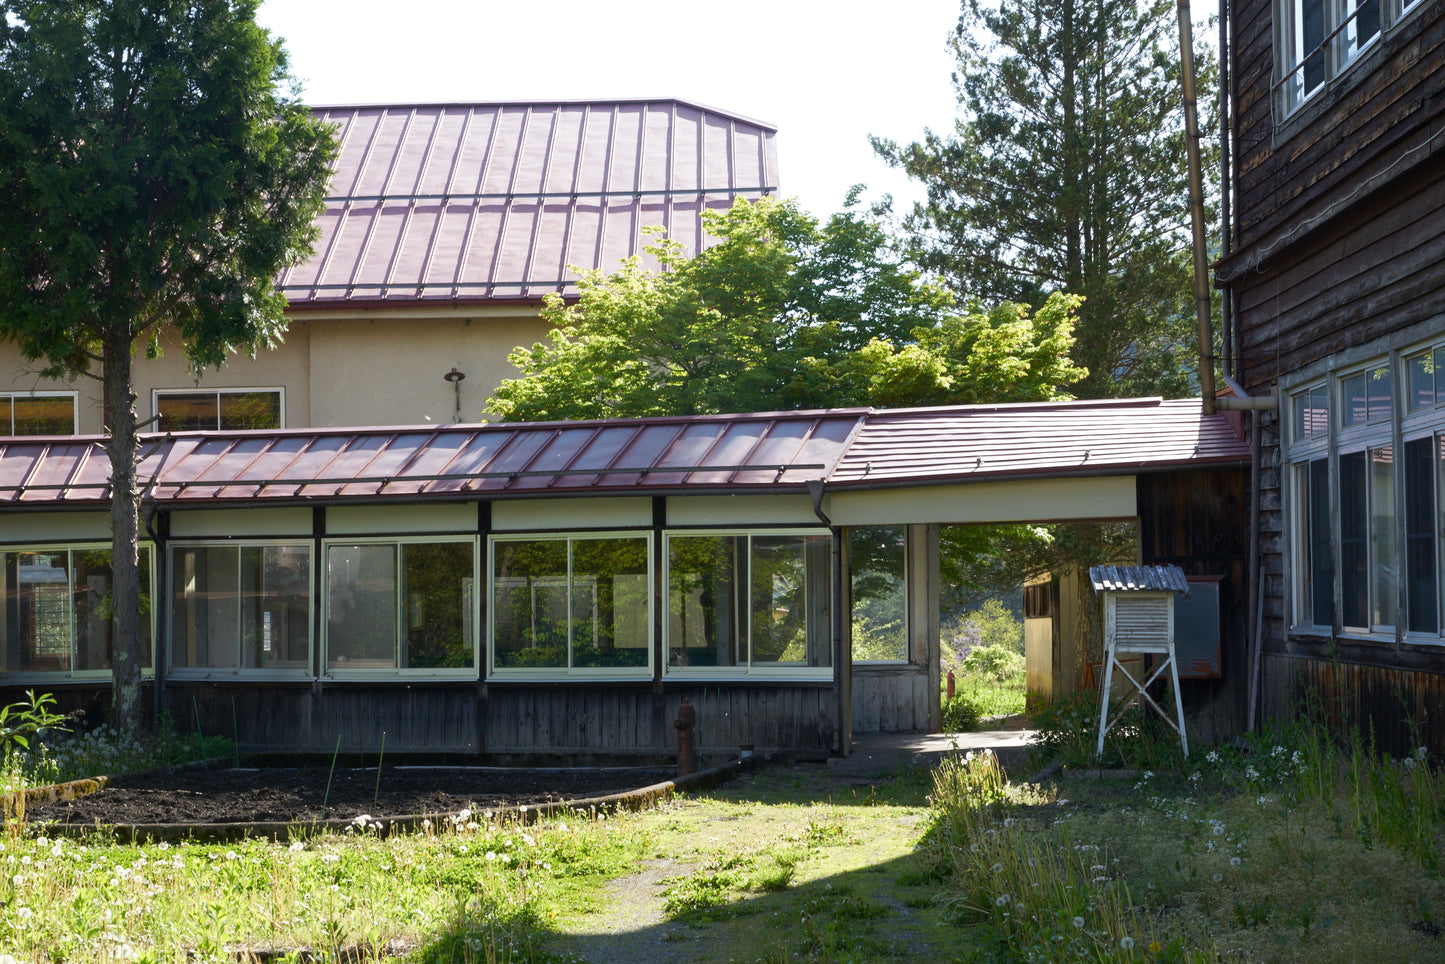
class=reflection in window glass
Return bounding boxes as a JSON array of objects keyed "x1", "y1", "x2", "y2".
[
  {"x1": 1408, "y1": 352, "x2": 1435, "y2": 411},
  {"x1": 667, "y1": 533, "x2": 831, "y2": 672},
  {"x1": 172, "y1": 545, "x2": 309, "y2": 671},
  {"x1": 1404, "y1": 438, "x2": 1436, "y2": 633},
  {"x1": 1294, "y1": 385, "x2": 1329, "y2": 439},
  {"x1": 1340, "y1": 452, "x2": 1368, "y2": 627},
  {"x1": 401, "y1": 542, "x2": 475, "y2": 669},
  {"x1": 850, "y1": 527, "x2": 907, "y2": 662},
  {"x1": 2, "y1": 546, "x2": 152, "y2": 675},
  {"x1": 157, "y1": 390, "x2": 282, "y2": 431},
  {"x1": 1342, "y1": 0, "x2": 1380, "y2": 64},
  {"x1": 1370, "y1": 446, "x2": 1396, "y2": 628},
  {"x1": 327, "y1": 544, "x2": 398, "y2": 667},
  {"x1": 493, "y1": 538, "x2": 648, "y2": 671},
  {"x1": 7, "y1": 394, "x2": 75, "y2": 435}
]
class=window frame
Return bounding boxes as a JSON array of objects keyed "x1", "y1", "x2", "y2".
[
  {"x1": 486, "y1": 531, "x2": 654, "y2": 681},
  {"x1": 152, "y1": 387, "x2": 286, "y2": 432},
  {"x1": 322, "y1": 535, "x2": 479, "y2": 680},
  {"x1": 0, "y1": 541, "x2": 156, "y2": 681},
  {"x1": 1276, "y1": 0, "x2": 1420, "y2": 119},
  {"x1": 167, "y1": 540, "x2": 314, "y2": 681},
  {"x1": 663, "y1": 527, "x2": 834, "y2": 681},
  {"x1": 0, "y1": 391, "x2": 79, "y2": 436}
]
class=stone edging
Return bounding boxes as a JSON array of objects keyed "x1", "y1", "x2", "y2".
[
  {"x1": 37, "y1": 758, "x2": 749, "y2": 844},
  {"x1": 2, "y1": 774, "x2": 109, "y2": 816}
]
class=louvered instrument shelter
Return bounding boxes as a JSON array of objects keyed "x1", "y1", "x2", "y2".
[{"x1": 1090, "y1": 565, "x2": 1191, "y2": 758}]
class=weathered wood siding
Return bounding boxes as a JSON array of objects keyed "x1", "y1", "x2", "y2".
[
  {"x1": 1262, "y1": 652, "x2": 1445, "y2": 756},
  {"x1": 850, "y1": 667, "x2": 932, "y2": 733},
  {"x1": 1230, "y1": 0, "x2": 1445, "y2": 253},
  {"x1": 1136, "y1": 469, "x2": 1251, "y2": 741}
]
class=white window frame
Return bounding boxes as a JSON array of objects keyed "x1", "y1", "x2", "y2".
[
  {"x1": 0, "y1": 541, "x2": 156, "y2": 681},
  {"x1": 322, "y1": 536, "x2": 479, "y2": 680},
  {"x1": 0, "y1": 391, "x2": 79, "y2": 436},
  {"x1": 1276, "y1": 0, "x2": 1420, "y2": 118},
  {"x1": 487, "y1": 531, "x2": 654, "y2": 681},
  {"x1": 1285, "y1": 335, "x2": 1445, "y2": 647},
  {"x1": 167, "y1": 540, "x2": 314, "y2": 681},
  {"x1": 152, "y1": 387, "x2": 286, "y2": 431},
  {"x1": 663, "y1": 528, "x2": 834, "y2": 681}
]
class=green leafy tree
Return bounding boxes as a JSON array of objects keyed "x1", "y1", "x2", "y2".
[
  {"x1": 0, "y1": 0, "x2": 336, "y2": 730},
  {"x1": 487, "y1": 197, "x2": 1086, "y2": 421},
  {"x1": 873, "y1": 0, "x2": 1216, "y2": 399}
]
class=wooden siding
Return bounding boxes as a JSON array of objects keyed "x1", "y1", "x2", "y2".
[
  {"x1": 1228, "y1": 0, "x2": 1445, "y2": 258},
  {"x1": 850, "y1": 666, "x2": 932, "y2": 733},
  {"x1": 1136, "y1": 469, "x2": 1251, "y2": 741},
  {"x1": 1262, "y1": 652, "x2": 1445, "y2": 755}
]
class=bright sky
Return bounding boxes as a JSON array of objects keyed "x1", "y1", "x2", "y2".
[{"x1": 254, "y1": 0, "x2": 963, "y2": 222}]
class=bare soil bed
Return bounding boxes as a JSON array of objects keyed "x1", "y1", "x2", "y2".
[{"x1": 26, "y1": 764, "x2": 675, "y2": 826}]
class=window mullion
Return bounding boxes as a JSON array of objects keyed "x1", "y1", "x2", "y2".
[{"x1": 1328, "y1": 372, "x2": 1342, "y2": 636}]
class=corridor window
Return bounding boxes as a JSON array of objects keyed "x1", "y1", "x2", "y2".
[
  {"x1": 490, "y1": 535, "x2": 650, "y2": 677},
  {"x1": 170, "y1": 544, "x2": 311, "y2": 674},
  {"x1": 0, "y1": 545, "x2": 153, "y2": 677},
  {"x1": 155, "y1": 389, "x2": 282, "y2": 431},
  {"x1": 666, "y1": 531, "x2": 832, "y2": 677},
  {"x1": 326, "y1": 539, "x2": 476, "y2": 674},
  {"x1": 850, "y1": 526, "x2": 907, "y2": 663},
  {"x1": 1279, "y1": 0, "x2": 1415, "y2": 116}
]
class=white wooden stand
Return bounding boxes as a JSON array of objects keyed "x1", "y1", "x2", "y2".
[{"x1": 1095, "y1": 590, "x2": 1188, "y2": 759}]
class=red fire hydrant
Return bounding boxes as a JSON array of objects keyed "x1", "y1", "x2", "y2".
[
  {"x1": 947, "y1": 669, "x2": 956, "y2": 700},
  {"x1": 674, "y1": 696, "x2": 699, "y2": 776}
]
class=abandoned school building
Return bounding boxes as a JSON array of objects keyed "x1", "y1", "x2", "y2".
[
  {"x1": 0, "y1": 399, "x2": 1248, "y2": 758},
  {"x1": 1212, "y1": 0, "x2": 1445, "y2": 755}
]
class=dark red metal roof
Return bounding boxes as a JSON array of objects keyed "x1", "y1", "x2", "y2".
[
  {"x1": 0, "y1": 399, "x2": 1248, "y2": 509},
  {"x1": 828, "y1": 398, "x2": 1247, "y2": 486},
  {"x1": 280, "y1": 100, "x2": 778, "y2": 306}
]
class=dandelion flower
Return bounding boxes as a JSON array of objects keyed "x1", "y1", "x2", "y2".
[
  {"x1": 995, "y1": 894, "x2": 1010, "y2": 906},
  {"x1": 1230, "y1": 856, "x2": 1241, "y2": 866},
  {"x1": 1212, "y1": 873, "x2": 1223, "y2": 883},
  {"x1": 992, "y1": 862, "x2": 1004, "y2": 873},
  {"x1": 1072, "y1": 916, "x2": 1085, "y2": 929},
  {"x1": 1119, "y1": 937, "x2": 1135, "y2": 950}
]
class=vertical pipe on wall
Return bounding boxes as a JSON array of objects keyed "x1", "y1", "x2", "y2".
[
  {"x1": 143, "y1": 505, "x2": 168, "y2": 725},
  {"x1": 1218, "y1": 0, "x2": 1234, "y2": 379}
]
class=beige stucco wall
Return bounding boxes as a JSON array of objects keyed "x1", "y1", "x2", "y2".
[{"x1": 0, "y1": 304, "x2": 550, "y2": 433}]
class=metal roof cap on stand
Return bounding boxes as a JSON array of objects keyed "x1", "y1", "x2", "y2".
[{"x1": 1089, "y1": 564, "x2": 1191, "y2": 595}]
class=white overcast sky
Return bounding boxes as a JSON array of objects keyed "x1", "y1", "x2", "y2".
[{"x1": 254, "y1": 0, "x2": 963, "y2": 221}]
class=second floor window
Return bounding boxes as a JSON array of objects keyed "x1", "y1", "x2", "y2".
[
  {"x1": 1280, "y1": 0, "x2": 1407, "y2": 115},
  {"x1": 1, "y1": 392, "x2": 76, "y2": 435},
  {"x1": 155, "y1": 389, "x2": 282, "y2": 432}
]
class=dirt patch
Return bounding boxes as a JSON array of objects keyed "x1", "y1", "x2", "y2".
[{"x1": 26, "y1": 765, "x2": 675, "y2": 826}]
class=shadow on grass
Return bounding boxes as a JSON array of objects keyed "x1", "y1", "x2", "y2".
[{"x1": 406, "y1": 761, "x2": 971, "y2": 964}]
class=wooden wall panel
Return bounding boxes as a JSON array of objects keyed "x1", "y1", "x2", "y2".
[
  {"x1": 1262, "y1": 652, "x2": 1445, "y2": 755},
  {"x1": 850, "y1": 667, "x2": 931, "y2": 733}
]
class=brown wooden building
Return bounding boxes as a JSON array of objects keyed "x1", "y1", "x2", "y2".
[{"x1": 1215, "y1": 0, "x2": 1445, "y2": 753}]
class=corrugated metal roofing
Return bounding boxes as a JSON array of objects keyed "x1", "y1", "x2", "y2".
[
  {"x1": 829, "y1": 398, "x2": 1245, "y2": 485},
  {"x1": 0, "y1": 399, "x2": 1249, "y2": 509},
  {"x1": 1089, "y1": 565, "x2": 1192, "y2": 594},
  {"x1": 279, "y1": 100, "x2": 778, "y2": 306}
]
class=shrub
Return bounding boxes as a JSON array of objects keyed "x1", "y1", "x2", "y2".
[
  {"x1": 962, "y1": 644, "x2": 1025, "y2": 683},
  {"x1": 942, "y1": 694, "x2": 982, "y2": 733}
]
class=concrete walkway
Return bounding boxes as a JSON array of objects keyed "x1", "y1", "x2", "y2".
[{"x1": 828, "y1": 717, "x2": 1037, "y2": 779}]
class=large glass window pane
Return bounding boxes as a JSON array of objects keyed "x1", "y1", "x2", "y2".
[
  {"x1": 157, "y1": 393, "x2": 219, "y2": 432},
  {"x1": 219, "y1": 392, "x2": 282, "y2": 430},
  {"x1": 1297, "y1": 0, "x2": 1326, "y2": 101},
  {"x1": 571, "y1": 538, "x2": 649, "y2": 669},
  {"x1": 1294, "y1": 386, "x2": 1329, "y2": 439},
  {"x1": 1298, "y1": 459, "x2": 1334, "y2": 627},
  {"x1": 493, "y1": 540, "x2": 568, "y2": 669},
  {"x1": 1366, "y1": 366, "x2": 1392, "y2": 423},
  {"x1": 2, "y1": 551, "x2": 71, "y2": 673},
  {"x1": 1408, "y1": 353, "x2": 1436, "y2": 411},
  {"x1": 1340, "y1": 452, "x2": 1369, "y2": 628},
  {"x1": 850, "y1": 526, "x2": 907, "y2": 662},
  {"x1": 1370, "y1": 446, "x2": 1396, "y2": 628},
  {"x1": 1343, "y1": 0, "x2": 1380, "y2": 63},
  {"x1": 73, "y1": 547, "x2": 152, "y2": 672},
  {"x1": 327, "y1": 545, "x2": 397, "y2": 668},
  {"x1": 751, "y1": 534, "x2": 831, "y2": 668},
  {"x1": 172, "y1": 546, "x2": 241, "y2": 669},
  {"x1": 241, "y1": 546, "x2": 311, "y2": 670},
  {"x1": 401, "y1": 542, "x2": 474, "y2": 670},
  {"x1": 11, "y1": 395, "x2": 74, "y2": 434},
  {"x1": 1404, "y1": 438, "x2": 1437, "y2": 633},
  {"x1": 668, "y1": 536, "x2": 743, "y2": 669}
]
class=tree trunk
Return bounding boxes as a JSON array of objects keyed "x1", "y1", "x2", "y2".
[{"x1": 104, "y1": 331, "x2": 144, "y2": 733}]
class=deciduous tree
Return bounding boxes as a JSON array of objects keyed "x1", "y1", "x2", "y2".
[{"x1": 0, "y1": 0, "x2": 336, "y2": 729}]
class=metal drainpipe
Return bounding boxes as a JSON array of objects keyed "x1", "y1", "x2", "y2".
[
  {"x1": 1219, "y1": 0, "x2": 1233, "y2": 379},
  {"x1": 808, "y1": 480, "x2": 845, "y2": 757},
  {"x1": 1245, "y1": 410, "x2": 1263, "y2": 732},
  {"x1": 1176, "y1": 0, "x2": 1217, "y2": 414}
]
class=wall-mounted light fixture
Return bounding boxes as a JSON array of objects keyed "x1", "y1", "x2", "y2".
[{"x1": 444, "y1": 367, "x2": 466, "y2": 423}]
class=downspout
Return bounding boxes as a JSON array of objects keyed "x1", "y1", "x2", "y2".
[
  {"x1": 1176, "y1": 0, "x2": 1217, "y2": 413},
  {"x1": 1219, "y1": 0, "x2": 1234, "y2": 379},
  {"x1": 807, "y1": 479, "x2": 845, "y2": 757}
]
